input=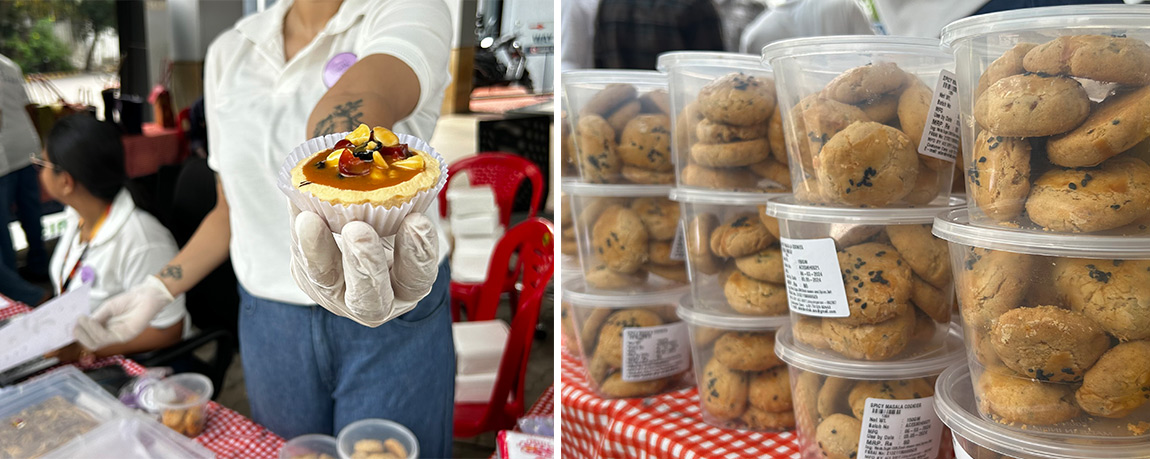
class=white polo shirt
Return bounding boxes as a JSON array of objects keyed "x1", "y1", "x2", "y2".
[
  {"x1": 49, "y1": 189, "x2": 188, "y2": 330},
  {"x1": 0, "y1": 54, "x2": 40, "y2": 175},
  {"x1": 204, "y1": 0, "x2": 452, "y2": 305}
]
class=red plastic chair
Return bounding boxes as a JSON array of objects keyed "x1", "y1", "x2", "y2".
[
  {"x1": 453, "y1": 218, "x2": 554, "y2": 438},
  {"x1": 438, "y1": 153, "x2": 545, "y2": 322}
]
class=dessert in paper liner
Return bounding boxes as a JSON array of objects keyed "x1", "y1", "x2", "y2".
[{"x1": 277, "y1": 126, "x2": 448, "y2": 236}]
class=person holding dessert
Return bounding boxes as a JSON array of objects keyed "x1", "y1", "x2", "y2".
[{"x1": 71, "y1": 0, "x2": 456, "y2": 455}]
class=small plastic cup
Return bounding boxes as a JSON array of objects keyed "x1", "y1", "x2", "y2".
[
  {"x1": 933, "y1": 208, "x2": 1150, "y2": 437},
  {"x1": 776, "y1": 325, "x2": 965, "y2": 459},
  {"x1": 143, "y1": 373, "x2": 213, "y2": 438},
  {"x1": 336, "y1": 418, "x2": 418, "y2": 459},
  {"x1": 280, "y1": 434, "x2": 339, "y2": 459},
  {"x1": 766, "y1": 196, "x2": 964, "y2": 361},
  {"x1": 941, "y1": 6, "x2": 1150, "y2": 234},
  {"x1": 936, "y1": 363, "x2": 1150, "y2": 458},
  {"x1": 563, "y1": 282, "x2": 694, "y2": 399},
  {"x1": 762, "y1": 36, "x2": 958, "y2": 208},
  {"x1": 562, "y1": 70, "x2": 672, "y2": 184},
  {"x1": 564, "y1": 182, "x2": 686, "y2": 293},
  {"x1": 669, "y1": 188, "x2": 788, "y2": 315},
  {"x1": 657, "y1": 51, "x2": 787, "y2": 193},
  {"x1": 678, "y1": 297, "x2": 791, "y2": 431}
]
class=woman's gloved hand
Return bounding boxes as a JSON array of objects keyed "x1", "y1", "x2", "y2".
[
  {"x1": 73, "y1": 275, "x2": 174, "y2": 349},
  {"x1": 288, "y1": 203, "x2": 440, "y2": 327}
]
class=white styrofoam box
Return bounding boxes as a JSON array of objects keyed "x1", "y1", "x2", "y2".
[
  {"x1": 446, "y1": 183, "x2": 499, "y2": 217},
  {"x1": 455, "y1": 371, "x2": 498, "y2": 403},
  {"x1": 450, "y1": 213, "x2": 503, "y2": 237},
  {"x1": 452, "y1": 234, "x2": 501, "y2": 283},
  {"x1": 453, "y1": 320, "x2": 510, "y2": 375}
]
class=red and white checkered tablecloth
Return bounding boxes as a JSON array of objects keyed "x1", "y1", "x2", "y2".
[
  {"x1": 560, "y1": 348, "x2": 801, "y2": 459},
  {"x1": 0, "y1": 301, "x2": 285, "y2": 459}
]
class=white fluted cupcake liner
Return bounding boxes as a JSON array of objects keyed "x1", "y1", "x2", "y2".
[{"x1": 277, "y1": 131, "x2": 449, "y2": 236}]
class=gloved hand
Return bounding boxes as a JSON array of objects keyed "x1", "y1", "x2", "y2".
[
  {"x1": 288, "y1": 202, "x2": 440, "y2": 327},
  {"x1": 74, "y1": 275, "x2": 174, "y2": 350}
]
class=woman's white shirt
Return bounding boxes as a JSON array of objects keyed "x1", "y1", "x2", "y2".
[
  {"x1": 203, "y1": 0, "x2": 452, "y2": 305},
  {"x1": 49, "y1": 189, "x2": 188, "y2": 331}
]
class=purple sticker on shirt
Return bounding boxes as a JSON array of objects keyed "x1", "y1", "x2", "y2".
[
  {"x1": 323, "y1": 52, "x2": 357, "y2": 88},
  {"x1": 80, "y1": 265, "x2": 95, "y2": 285}
]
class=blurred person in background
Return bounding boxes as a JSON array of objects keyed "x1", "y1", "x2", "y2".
[
  {"x1": 0, "y1": 53, "x2": 49, "y2": 283},
  {"x1": 740, "y1": 0, "x2": 875, "y2": 54},
  {"x1": 594, "y1": 0, "x2": 725, "y2": 69},
  {"x1": 562, "y1": 0, "x2": 601, "y2": 71},
  {"x1": 871, "y1": 0, "x2": 1125, "y2": 38}
]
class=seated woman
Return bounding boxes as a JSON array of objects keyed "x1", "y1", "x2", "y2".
[{"x1": 38, "y1": 114, "x2": 187, "y2": 361}]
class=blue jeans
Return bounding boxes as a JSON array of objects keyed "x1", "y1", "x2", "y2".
[
  {"x1": 238, "y1": 262, "x2": 455, "y2": 457},
  {"x1": 0, "y1": 261, "x2": 43, "y2": 305},
  {"x1": 0, "y1": 166, "x2": 47, "y2": 274}
]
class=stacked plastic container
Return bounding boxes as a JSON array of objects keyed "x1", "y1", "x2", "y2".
[
  {"x1": 760, "y1": 36, "x2": 968, "y2": 457},
  {"x1": 560, "y1": 69, "x2": 695, "y2": 400},
  {"x1": 931, "y1": 6, "x2": 1150, "y2": 452}
]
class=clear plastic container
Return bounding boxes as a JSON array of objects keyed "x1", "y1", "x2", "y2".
[
  {"x1": 659, "y1": 51, "x2": 787, "y2": 193},
  {"x1": 940, "y1": 6, "x2": 1150, "y2": 234},
  {"x1": 936, "y1": 363, "x2": 1150, "y2": 458},
  {"x1": 669, "y1": 188, "x2": 789, "y2": 315},
  {"x1": 43, "y1": 416, "x2": 215, "y2": 459},
  {"x1": 564, "y1": 182, "x2": 686, "y2": 293},
  {"x1": 336, "y1": 418, "x2": 418, "y2": 459},
  {"x1": 281, "y1": 434, "x2": 340, "y2": 459},
  {"x1": 562, "y1": 70, "x2": 672, "y2": 184},
  {"x1": 762, "y1": 36, "x2": 958, "y2": 208},
  {"x1": 563, "y1": 282, "x2": 694, "y2": 399},
  {"x1": 0, "y1": 366, "x2": 137, "y2": 458},
  {"x1": 678, "y1": 297, "x2": 791, "y2": 431},
  {"x1": 777, "y1": 325, "x2": 965, "y2": 459},
  {"x1": 934, "y1": 208, "x2": 1150, "y2": 437},
  {"x1": 141, "y1": 372, "x2": 213, "y2": 438},
  {"x1": 766, "y1": 196, "x2": 964, "y2": 361}
]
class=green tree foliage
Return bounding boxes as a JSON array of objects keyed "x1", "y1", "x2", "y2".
[{"x1": 0, "y1": 0, "x2": 116, "y2": 74}]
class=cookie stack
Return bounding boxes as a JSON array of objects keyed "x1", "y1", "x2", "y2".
[{"x1": 932, "y1": 5, "x2": 1150, "y2": 447}]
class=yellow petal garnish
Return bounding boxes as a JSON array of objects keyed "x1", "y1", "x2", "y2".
[
  {"x1": 392, "y1": 155, "x2": 424, "y2": 171},
  {"x1": 373, "y1": 127, "x2": 399, "y2": 147},
  {"x1": 372, "y1": 151, "x2": 389, "y2": 169},
  {"x1": 325, "y1": 148, "x2": 346, "y2": 166},
  {"x1": 366, "y1": 141, "x2": 379, "y2": 150},
  {"x1": 347, "y1": 124, "x2": 371, "y2": 146}
]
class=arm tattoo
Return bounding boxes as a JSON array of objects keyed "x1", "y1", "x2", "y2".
[
  {"x1": 159, "y1": 265, "x2": 183, "y2": 281},
  {"x1": 312, "y1": 99, "x2": 365, "y2": 137}
]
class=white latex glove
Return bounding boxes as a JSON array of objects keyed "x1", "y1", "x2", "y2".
[
  {"x1": 73, "y1": 275, "x2": 174, "y2": 349},
  {"x1": 288, "y1": 202, "x2": 440, "y2": 327}
]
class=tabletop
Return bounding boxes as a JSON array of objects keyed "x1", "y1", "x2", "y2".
[
  {"x1": 0, "y1": 302, "x2": 285, "y2": 459},
  {"x1": 122, "y1": 122, "x2": 182, "y2": 178},
  {"x1": 560, "y1": 348, "x2": 801, "y2": 459}
]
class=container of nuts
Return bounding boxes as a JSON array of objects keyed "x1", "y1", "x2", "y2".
[
  {"x1": 140, "y1": 373, "x2": 213, "y2": 438},
  {"x1": 564, "y1": 282, "x2": 694, "y2": 399},
  {"x1": 336, "y1": 418, "x2": 417, "y2": 459},
  {"x1": 562, "y1": 70, "x2": 673, "y2": 184},
  {"x1": 678, "y1": 297, "x2": 791, "y2": 431},
  {"x1": 941, "y1": 6, "x2": 1150, "y2": 234},
  {"x1": 934, "y1": 207, "x2": 1150, "y2": 437},
  {"x1": 564, "y1": 182, "x2": 686, "y2": 292},
  {"x1": 762, "y1": 36, "x2": 958, "y2": 208},
  {"x1": 669, "y1": 188, "x2": 789, "y2": 315},
  {"x1": 766, "y1": 196, "x2": 964, "y2": 361},
  {"x1": 776, "y1": 325, "x2": 965, "y2": 459},
  {"x1": 658, "y1": 51, "x2": 789, "y2": 193},
  {"x1": 936, "y1": 363, "x2": 1150, "y2": 459}
]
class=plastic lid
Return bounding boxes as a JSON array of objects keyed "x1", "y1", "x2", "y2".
[
  {"x1": 561, "y1": 181, "x2": 672, "y2": 198},
  {"x1": 676, "y1": 295, "x2": 789, "y2": 330},
  {"x1": 932, "y1": 208, "x2": 1150, "y2": 259},
  {"x1": 935, "y1": 364, "x2": 1150, "y2": 458},
  {"x1": 561, "y1": 69, "x2": 666, "y2": 86},
  {"x1": 42, "y1": 417, "x2": 215, "y2": 459},
  {"x1": 761, "y1": 35, "x2": 950, "y2": 64},
  {"x1": 765, "y1": 195, "x2": 965, "y2": 225},
  {"x1": 775, "y1": 325, "x2": 965, "y2": 379},
  {"x1": 562, "y1": 281, "x2": 689, "y2": 308},
  {"x1": 281, "y1": 434, "x2": 339, "y2": 459},
  {"x1": 337, "y1": 418, "x2": 418, "y2": 459},
  {"x1": 669, "y1": 188, "x2": 787, "y2": 206},
  {"x1": 656, "y1": 51, "x2": 767, "y2": 73},
  {"x1": 941, "y1": 5, "x2": 1150, "y2": 51},
  {"x1": 141, "y1": 373, "x2": 212, "y2": 411}
]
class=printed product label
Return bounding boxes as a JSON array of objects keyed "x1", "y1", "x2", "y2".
[
  {"x1": 669, "y1": 221, "x2": 686, "y2": 261},
  {"x1": 952, "y1": 436, "x2": 974, "y2": 459},
  {"x1": 858, "y1": 396, "x2": 943, "y2": 459},
  {"x1": 621, "y1": 322, "x2": 690, "y2": 382},
  {"x1": 917, "y1": 69, "x2": 961, "y2": 163},
  {"x1": 779, "y1": 237, "x2": 850, "y2": 317}
]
